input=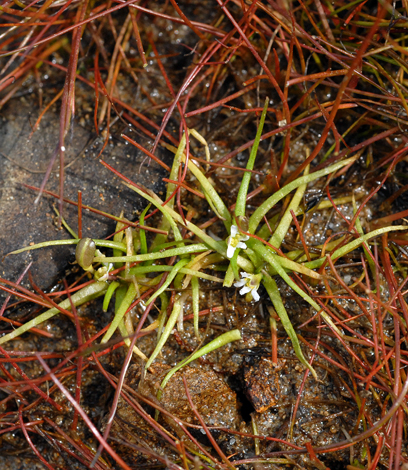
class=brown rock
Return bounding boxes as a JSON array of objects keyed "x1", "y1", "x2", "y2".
[
  {"x1": 244, "y1": 357, "x2": 284, "y2": 413},
  {"x1": 106, "y1": 362, "x2": 241, "y2": 466}
]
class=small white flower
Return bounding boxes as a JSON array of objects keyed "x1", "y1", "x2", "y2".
[
  {"x1": 234, "y1": 272, "x2": 263, "y2": 302},
  {"x1": 94, "y1": 263, "x2": 114, "y2": 282},
  {"x1": 226, "y1": 225, "x2": 249, "y2": 259}
]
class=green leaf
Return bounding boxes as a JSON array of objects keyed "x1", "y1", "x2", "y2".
[
  {"x1": 101, "y1": 282, "x2": 138, "y2": 344},
  {"x1": 191, "y1": 275, "x2": 200, "y2": 339},
  {"x1": 268, "y1": 165, "x2": 309, "y2": 249},
  {"x1": 94, "y1": 243, "x2": 208, "y2": 264},
  {"x1": 248, "y1": 156, "x2": 357, "y2": 234},
  {"x1": 235, "y1": 98, "x2": 269, "y2": 218},
  {"x1": 139, "y1": 203, "x2": 151, "y2": 255},
  {"x1": 254, "y1": 242, "x2": 342, "y2": 336},
  {"x1": 103, "y1": 281, "x2": 120, "y2": 312},
  {"x1": 158, "y1": 329, "x2": 241, "y2": 394},
  {"x1": 145, "y1": 258, "x2": 190, "y2": 306},
  {"x1": 304, "y1": 225, "x2": 407, "y2": 270},
  {"x1": 7, "y1": 239, "x2": 126, "y2": 257},
  {"x1": 145, "y1": 296, "x2": 184, "y2": 369},
  {"x1": 262, "y1": 274, "x2": 317, "y2": 379}
]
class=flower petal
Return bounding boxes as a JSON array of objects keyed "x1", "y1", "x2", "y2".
[
  {"x1": 239, "y1": 286, "x2": 251, "y2": 296},
  {"x1": 230, "y1": 225, "x2": 238, "y2": 236},
  {"x1": 234, "y1": 280, "x2": 246, "y2": 288},
  {"x1": 236, "y1": 241, "x2": 247, "y2": 250},
  {"x1": 252, "y1": 289, "x2": 260, "y2": 302},
  {"x1": 227, "y1": 245, "x2": 235, "y2": 259}
]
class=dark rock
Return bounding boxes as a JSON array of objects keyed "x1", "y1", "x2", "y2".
[{"x1": 0, "y1": 98, "x2": 167, "y2": 298}]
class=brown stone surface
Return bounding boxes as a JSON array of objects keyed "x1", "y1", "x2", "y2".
[
  {"x1": 107, "y1": 362, "x2": 242, "y2": 466},
  {"x1": 244, "y1": 357, "x2": 284, "y2": 413}
]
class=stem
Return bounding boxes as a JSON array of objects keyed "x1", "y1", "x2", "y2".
[{"x1": 94, "y1": 244, "x2": 208, "y2": 264}]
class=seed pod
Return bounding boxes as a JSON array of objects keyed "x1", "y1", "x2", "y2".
[
  {"x1": 237, "y1": 215, "x2": 249, "y2": 233},
  {"x1": 75, "y1": 238, "x2": 96, "y2": 271}
]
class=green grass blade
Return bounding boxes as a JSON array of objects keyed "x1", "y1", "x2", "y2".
[
  {"x1": 145, "y1": 258, "x2": 190, "y2": 306},
  {"x1": 101, "y1": 282, "x2": 138, "y2": 344},
  {"x1": 223, "y1": 263, "x2": 236, "y2": 287},
  {"x1": 138, "y1": 190, "x2": 256, "y2": 273},
  {"x1": 129, "y1": 265, "x2": 222, "y2": 282},
  {"x1": 125, "y1": 184, "x2": 183, "y2": 242},
  {"x1": 129, "y1": 265, "x2": 222, "y2": 283},
  {"x1": 53, "y1": 206, "x2": 78, "y2": 239},
  {"x1": 262, "y1": 274, "x2": 317, "y2": 379},
  {"x1": 157, "y1": 292, "x2": 168, "y2": 340},
  {"x1": 167, "y1": 133, "x2": 186, "y2": 208},
  {"x1": 268, "y1": 166, "x2": 309, "y2": 249},
  {"x1": 145, "y1": 296, "x2": 183, "y2": 369},
  {"x1": 103, "y1": 281, "x2": 120, "y2": 312},
  {"x1": 94, "y1": 243, "x2": 208, "y2": 264},
  {"x1": 249, "y1": 239, "x2": 321, "y2": 278},
  {"x1": 183, "y1": 153, "x2": 232, "y2": 229},
  {"x1": 248, "y1": 156, "x2": 356, "y2": 234},
  {"x1": 353, "y1": 196, "x2": 376, "y2": 278},
  {"x1": 150, "y1": 134, "x2": 186, "y2": 251},
  {"x1": 113, "y1": 214, "x2": 127, "y2": 267},
  {"x1": 254, "y1": 243, "x2": 342, "y2": 336},
  {"x1": 191, "y1": 275, "x2": 200, "y2": 339},
  {"x1": 235, "y1": 98, "x2": 269, "y2": 218},
  {"x1": 304, "y1": 225, "x2": 407, "y2": 270},
  {"x1": 117, "y1": 318, "x2": 148, "y2": 361},
  {"x1": 139, "y1": 203, "x2": 151, "y2": 255},
  {"x1": 7, "y1": 239, "x2": 127, "y2": 257},
  {"x1": 159, "y1": 329, "x2": 241, "y2": 393}
]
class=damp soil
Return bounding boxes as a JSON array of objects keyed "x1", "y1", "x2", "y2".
[{"x1": 0, "y1": 2, "x2": 407, "y2": 470}]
